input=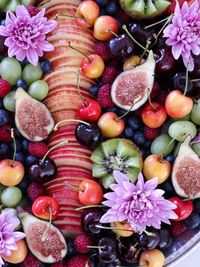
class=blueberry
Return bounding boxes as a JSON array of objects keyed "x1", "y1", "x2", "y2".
[
  {"x1": 184, "y1": 212, "x2": 200, "y2": 229},
  {"x1": 99, "y1": 8, "x2": 107, "y2": 16},
  {"x1": 88, "y1": 85, "x2": 99, "y2": 97},
  {"x1": 10, "y1": 140, "x2": 22, "y2": 152},
  {"x1": 0, "y1": 19, "x2": 5, "y2": 26},
  {"x1": 20, "y1": 58, "x2": 29, "y2": 67},
  {"x1": 195, "y1": 199, "x2": 200, "y2": 214},
  {"x1": 117, "y1": 108, "x2": 127, "y2": 117},
  {"x1": 18, "y1": 176, "x2": 31, "y2": 192},
  {"x1": 14, "y1": 128, "x2": 23, "y2": 139},
  {"x1": 14, "y1": 152, "x2": 26, "y2": 163},
  {"x1": 124, "y1": 127, "x2": 134, "y2": 139},
  {"x1": 40, "y1": 59, "x2": 52, "y2": 73},
  {"x1": 160, "y1": 179, "x2": 176, "y2": 197},
  {"x1": 22, "y1": 139, "x2": 29, "y2": 151},
  {"x1": 66, "y1": 239, "x2": 76, "y2": 258},
  {"x1": 0, "y1": 98, "x2": 3, "y2": 108},
  {"x1": 103, "y1": 107, "x2": 118, "y2": 113},
  {"x1": 132, "y1": 131, "x2": 146, "y2": 146},
  {"x1": 106, "y1": 2, "x2": 118, "y2": 15},
  {"x1": 17, "y1": 79, "x2": 27, "y2": 90},
  {"x1": 140, "y1": 147, "x2": 150, "y2": 159},
  {"x1": 127, "y1": 116, "x2": 142, "y2": 130},
  {"x1": 116, "y1": 18, "x2": 123, "y2": 28},
  {"x1": 26, "y1": 155, "x2": 39, "y2": 166},
  {"x1": 0, "y1": 10, "x2": 6, "y2": 20},
  {"x1": 0, "y1": 109, "x2": 10, "y2": 126},
  {"x1": 96, "y1": 0, "x2": 109, "y2": 7},
  {"x1": 165, "y1": 154, "x2": 174, "y2": 164},
  {"x1": 0, "y1": 143, "x2": 9, "y2": 157},
  {"x1": 143, "y1": 140, "x2": 151, "y2": 149}
]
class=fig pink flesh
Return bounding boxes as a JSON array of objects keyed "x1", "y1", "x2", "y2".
[
  {"x1": 176, "y1": 158, "x2": 200, "y2": 197},
  {"x1": 114, "y1": 71, "x2": 149, "y2": 106},
  {"x1": 18, "y1": 100, "x2": 50, "y2": 140},
  {"x1": 27, "y1": 222, "x2": 65, "y2": 261}
]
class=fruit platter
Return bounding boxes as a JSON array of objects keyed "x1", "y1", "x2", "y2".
[{"x1": 0, "y1": 0, "x2": 200, "y2": 266}]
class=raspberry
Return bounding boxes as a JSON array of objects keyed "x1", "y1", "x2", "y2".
[
  {"x1": 151, "y1": 81, "x2": 160, "y2": 99},
  {"x1": 144, "y1": 126, "x2": 161, "y2": 140},
  {"x1": 170, "y1": 222, "x2": 187, "y2": 236},
  {"x1": 93, "y1": 42, "x2": 110, "y2": 62},
  {"x1": 28, "y1": 142, "x2": 49, "y2": 158},
  {"x1": 0, "y1": 124, "x2": 12, "y2": 142},
  {"x1": 102, "y1": 66, "x2": 118, "y2": 85},
  {"x1": 27, "y1": 5, "x2": 40, "y2": 16},
  {"x1": 0, "y1": 78, "x2": 11, "y2": 97},
  {"x1": 74, "y1": 234, "x2": 92, "y2": 253},
  {"x1": 66, "y1": 255, "x2": 90, "y2": 267},
  {"x1": 27, "y1": 183, "x2": 46, "y2": 201},
  {"x1": 97, "y1": 84, "x2": 115, "y2": 108},
  {"x1": 155, "y1": 90, "x2": 168, "y2": 106},
  {"x1": 21, "y1": 253, "x2": 42, "y2": 267}
]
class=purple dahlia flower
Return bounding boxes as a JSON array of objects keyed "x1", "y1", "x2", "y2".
[
  {"x1": 0, "y1": 209, "x2": 25, "y2": 266},
  {"x1": 0, "y1": 5, "x2": 57, "y2": 66},
  {"x1": 163, "y1": 0, "x2": 200, "y2": 71},
  {"x1": 100, "y1": 171, "x2": 177, "y2": 233}
]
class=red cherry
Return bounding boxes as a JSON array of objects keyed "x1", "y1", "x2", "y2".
[
  {"x1": 79, "y1": 179, "x2": 103, "y2": 205},
  {"x1": 168, "y1": 197, "x2": 194, "y2": 221},
  {"x1": 32, "y1": 196, "x2": 60, "y2": 220},
  {"x1": 77, "y1": 99, "x2": 102, "y2": 122},
  {"x1": 141, "y1": 102, "x2": 167, "y2": 128}
]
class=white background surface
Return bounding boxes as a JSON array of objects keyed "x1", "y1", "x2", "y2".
[{"x1": 171, "y1": 244, "x2": 200, "y2": 267}]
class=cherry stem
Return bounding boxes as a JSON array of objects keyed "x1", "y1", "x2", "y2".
[
  {"x1": 153, "y1": 15, "x2": 173, "y2": 42},
  {"x1": 183, "y1": 197, "x2": 195, "y2": 202},
  {"x1": 87, "y1": 245, "x2": 106, "y2": 249},
  {"x1": 147, "y1": 88, "x2": 157, "y2": 111},
  {"x1": 107, "y1": 29, "x2": 118, "y2": 37},
  {"x1": 95, "y1": 224, "x2": 134, "y2": 233},
  {"x1": 75, "y1": 205, "x2": 104, "y2": 211},
  {"x1": 139, "y1": 41, "x2": 151, "y2": 63},
  {"x1": 143, "y1": 230, "x2": 156, "y2": 237},
  {"x1": 116, "y1": 96, "x2": 142, "y2": 121},
  {"x1": 41, "y1": 206, "x2": 52, "y2": 242},
  {"x1": 11, "y1": 128, "x2": 16, "y2": 167},
  {"x1": 122, "y1": 25, "x2": 150, "y2": 53},
  {"x1": 40, "y1": 140, "x2": 68, "y2": 164},
  {"x1": 56, "y1": 13, "x2": 83, "y2": 19},
  {"x1": 184, "y1": 66, "x2": 189, "y2": 96},
  {"x1": 77, "y1": 68, "x2": 86, "y2": 105},
  {"x1": 145, "y1": 15, "x2": 172, "y2": 29},
  {"x1": 54, "y1": 119, "x2": 90, "y2": 131},
  {"x1": 63, "y1": 182, "x2": 80, "y2": 192},
  {"x1": 68, "y1": 41, "x2": 92, "y2": 63},
  {"x1": 190, "y1": 79, "x2": 200, "y2": 82}
]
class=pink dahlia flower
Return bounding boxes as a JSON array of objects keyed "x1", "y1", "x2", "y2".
[
  {"x1": 0, "y1": 5, "x2": 57, "y2": 66},
  {"x1": 100, "y1": 171, "x2": 177, "y2": 233},
  {"x1": 0, "y1": 209, "x2": 26, "y2": 266},
  {"x1": 163, "y1": 0, "x2": 200, "y2": 71}
]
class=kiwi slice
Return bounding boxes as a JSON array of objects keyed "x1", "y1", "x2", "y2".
[{"x1": 91, "y1": 138, "x2": 143, "y2": 188}]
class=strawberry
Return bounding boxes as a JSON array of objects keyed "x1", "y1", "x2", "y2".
[
  {"x1": 27, "y1": 183, "x2": 46, "y2": 201},
  {"x1": 28, "y1": 142, "x2": 49, "y2": 158},
  {"x1": 97, "y1": 84, "x2": 115, "y2": 108},
  {"x1": 144, "y1": 126, "x2": 161, "y2": 140},
  {"x1": 0, "y1": 78, "x2": 11, "y2": 97},
  {"x1": 74, "y1": 234, "x2": 92, "y2": 253},
  {"x1": 66, "y1": 255, "x2": 91, "y2": 267},
  {"x1": 0, "y1": 124, "x2": 12, "y2": 142}
]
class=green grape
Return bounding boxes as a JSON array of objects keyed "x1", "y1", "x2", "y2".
[
  {"x1": 168, "y1": 121, "x2": 197, "y2": 142},
  {"x1": 22, "y1": 64, "x2": 43, "y2": 86},
  {"x1": 0, "y1": 0, "x2": 8, "y2": 9},
  {"x1": 191, "y1": 100, "x2": 200, "y2": 125},
  {"x1": 1, "y1": 187, "x2": 22, "y2": 208},
  {"x1": 3, "y1": 91, "x2": 15, "y2": 112},
  {"x1": 28, "y1": 80, "x2": 49, "y2": 101},
  {"x1": 151, "y1": 134, "x2": 175, "y2": 156},
  {"x1": 0, "y1": 57, "x2": 22, "y2": 85},
  {"x1": 5, "y1": 0, "x2": 20, "y2": 11},
  {"x1": 192, "y1": 143, "x2": 200, "y2": 156}
]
